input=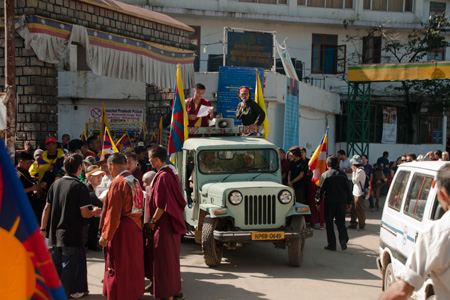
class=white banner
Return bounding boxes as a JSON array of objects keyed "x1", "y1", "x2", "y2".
[
  {"x1": 275, "y1": 40, "x2": 299, "y2": 81},
  {"x1": 381, "y1": 106, "x2": 397, "y2": 144},
  {"x1": 89, "y1": 106, "x2": 144, "y2": 123}
]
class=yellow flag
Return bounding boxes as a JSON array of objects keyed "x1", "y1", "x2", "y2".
[
  {"x1": 255, "y1": 70, "x2": 270, "y2": 139},
  {"x1": 100, "y1": 102, "x2": 109, "y2": 144}
]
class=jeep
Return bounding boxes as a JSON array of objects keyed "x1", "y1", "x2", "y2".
[{"x1": 174, "y1": 125, "x2": 313, "y2": 267}]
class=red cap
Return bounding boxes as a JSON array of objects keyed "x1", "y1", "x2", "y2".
[{"x1": 45, "y1": 137, "x2": 57, "y2": 145}]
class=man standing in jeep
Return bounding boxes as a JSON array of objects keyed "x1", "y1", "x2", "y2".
[{"x1": 379, "y1": 163, "x2": 450, "y2": 299}]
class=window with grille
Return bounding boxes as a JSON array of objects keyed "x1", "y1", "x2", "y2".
[
  {"x1": 311, "y1": 34, "x2": 346, "y2": 74},
  {"x1": 363, "y1": 0, "x2": 413, "y2": 12},
  {"x1": 362, "y1": 36, "x2": 382, "y2": 64}
]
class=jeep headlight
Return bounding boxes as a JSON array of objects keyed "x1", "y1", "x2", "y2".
[
  {"x1": 228, "y1": 191, "x2": 243, "y2": 205},
  {"x1": 278, "y1": 190, "x2": 292, "y2": 204}
]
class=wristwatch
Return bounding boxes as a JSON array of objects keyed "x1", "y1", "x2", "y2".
[
  {"x1": 40, "y1": 228, "x2": 46, "y2": 232},
  {"x1": 150, "y1": 218, "x2": 158, "y2": 224}
]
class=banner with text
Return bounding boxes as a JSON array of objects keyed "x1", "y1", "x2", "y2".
[
  {"x1": 283, "y1": 78, "x2": 299, "y2": 150},
  {"x1": 217, "y1": 66, "x2": 264, "y2": 123},
  {"x1": 381, "y1": 106, "x2": 397, "y2": 144}
]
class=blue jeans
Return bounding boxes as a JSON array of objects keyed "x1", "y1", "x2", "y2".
[{"x1": 50, "y1": 246, "x2": 88, "y2": 297}]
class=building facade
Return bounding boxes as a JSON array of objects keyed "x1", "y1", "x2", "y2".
[
  {"x1": 1, "y1": 0, "x2": 195, "y2": 149},
  {"x1": 125, "y1": 0, "x2": 449, "y2": 159}
]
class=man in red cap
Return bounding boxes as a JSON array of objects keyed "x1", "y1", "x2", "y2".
[
  {"x1": 235, "y1": 86, "x2": 265, "y2": 130},
  {"x1": 30, "y1": 136, "x2": 64, "y2": 195},
  {"x1": 185, "y1": 83, "x2": 214, "y2": 127}
]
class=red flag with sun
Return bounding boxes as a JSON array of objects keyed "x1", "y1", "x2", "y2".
[{"x1": 0, "y1": 138, "x2": 66, "y2": 299}]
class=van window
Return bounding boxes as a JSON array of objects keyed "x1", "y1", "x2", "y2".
[
  {"x1": 403, "y1": 174, "x2": 434, "y2": 221},
  {"x1": 431, "y1": 196, "x2": 445, "y2": 220},
  {"x1": 387, "y1": 171, "x2": 410, "y2": 211}
]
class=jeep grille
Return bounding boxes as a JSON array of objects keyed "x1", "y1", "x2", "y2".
[{"x1": 244, "y1": 195, "x2": 276, "y2": 225}]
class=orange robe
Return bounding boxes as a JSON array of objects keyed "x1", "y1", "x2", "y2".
[{"x1": 100, "y1": 171, "x2": 144, "y2": 300}]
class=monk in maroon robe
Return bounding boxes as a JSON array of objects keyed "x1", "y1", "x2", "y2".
[
  {"x1": 99, "y1": 153, "x2": 145, "y2": 300},
  {"x1": 186, "y1": 83, "x2": 214, "y2": 127},
  {"x1": 145, "y1": 146, "x2": 186, "y2": 300}
]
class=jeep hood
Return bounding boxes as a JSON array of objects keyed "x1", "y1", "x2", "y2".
[{"x1": 201, "y1": 181, "x2": 288, "y2": 195}]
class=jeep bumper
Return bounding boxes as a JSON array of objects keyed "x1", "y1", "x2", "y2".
[{"x1": 213, "y1": 228, "x2": 314, "y2": 242}]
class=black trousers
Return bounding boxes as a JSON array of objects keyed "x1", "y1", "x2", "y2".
[{"x1": 324, "y1": 201, "x2": 349, "y2": 248}]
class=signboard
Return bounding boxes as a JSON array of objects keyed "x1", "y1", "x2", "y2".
[
  {"x1": 89, "y1": 106, "x2": 144, "y2": 123},
  {"x1": 225, "y1": 28, "x2": 275, "y2": 70},
  {"x1": 433, "y1": 130, "x2": 443, "y2": 144},
  {"x1": 217, "y1": 66, "x2": 264, "y2": 122},
  {"x1": 283, "y1": 78, "x2": 299, "y2": 151},
  {"x1": 381, "y1": 107, "x2": 397, "y2": 144},
  {"x1": 348, "y1": 61, "x2": 450, "y2": 82}
]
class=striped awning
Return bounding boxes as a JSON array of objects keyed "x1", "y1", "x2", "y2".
[{"x1": 16, "y1": 15, "x2": 195, "y2": 89}]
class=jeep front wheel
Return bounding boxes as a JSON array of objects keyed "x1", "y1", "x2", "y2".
[
  {"x1": 288, "y1": 215, "x2": 306, "y2": 267},
  {"x1": 201, "y1": 216, "x2": 223, "y2": 267}
]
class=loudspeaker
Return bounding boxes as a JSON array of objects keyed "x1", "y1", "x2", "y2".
[{"x1": 215, "y1": 118, "x2": 234, "y2": 129}]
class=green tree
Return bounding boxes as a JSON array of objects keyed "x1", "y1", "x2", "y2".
[{"x1": 370, "y1": 13, "x2": 450, "y2": 143}]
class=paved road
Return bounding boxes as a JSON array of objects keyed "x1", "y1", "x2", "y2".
[{"x1": 84, "y1": 199, "x2": 385, "y2": 300}]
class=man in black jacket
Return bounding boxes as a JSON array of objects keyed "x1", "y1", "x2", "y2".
[{"x1": 315, "y1": 155, "x2": 353, "y2": 251}]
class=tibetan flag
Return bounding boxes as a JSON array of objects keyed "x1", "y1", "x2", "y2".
[
  {"x1": 168, "y1": 64, "x2": 188, "y2": 155},
  {"x1": 100, "y1": 102, "x2": 109, "y2": 144},
  {"x1": 158, "y1": 116, "x2": 163, "y2": 145},
  {"x1": 80, "y1": 131, "x2": 88, "y2": 145},
  {"x1": 309, "y1": 129, "x2": 328, "y2": 186},
  {"x1": 255, "y1": 69, "x2": 270, "y2": 139},
  {"x1": 116, "y1": 132, "x2": 134, "y2": 153},
  {"x1": 0, "y1": 138, "x2": 67, "y2": 300},
  {"x1": 151, "y1": 131, "x2": 157, "y2": 143},
  {"x1": 101, "y1": 126, "x2": 119, "y2": 154}
]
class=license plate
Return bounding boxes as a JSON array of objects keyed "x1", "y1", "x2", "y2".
[{"x1": 251, "y1": 232, "x2": 284, "y2": 240}]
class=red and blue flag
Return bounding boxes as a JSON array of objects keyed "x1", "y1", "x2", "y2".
[
  {"x1": 0, "y1": 138, "x2": 66, "y2": 299},
  {"x1": 101, "y1": 126, "x2": 118, "y2": 154},
  {"x1": 168, "y1": 64, "x2": 189, "y2": 155},
  {"x1": 116, "y1": 132, "x2": 134, "y2": 153},
  {"x1": 80, "y1": 131, "x2": 88, "y2": 145}
]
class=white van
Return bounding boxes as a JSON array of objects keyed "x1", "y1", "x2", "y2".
[{"x1": 377, "y1": 161, "x2": 447, "y2": 300}]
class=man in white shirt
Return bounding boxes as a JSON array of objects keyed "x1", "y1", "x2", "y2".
[
  {"x1": 337, "y1": 150, "x2": 353, "y2": 182},
  {"x1": 379, "y1": 163, "x2": 450, "y2": 300},
  {"x1": 348, "y1": 154, "x2": 366, "y2": 231}
]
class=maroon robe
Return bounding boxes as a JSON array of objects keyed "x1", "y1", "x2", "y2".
[
  {"x1": 306, "y1": 179, "x2": 325, "y2": 225},
  {"x1": 186, "y1": 97, "x2": 212, "y2": 127},
  {"x1": 101, "y1": 171, "x2": 144, "y2": 300},
  {"x1": 145, "y1": 165, "x2": 186, "y2": 298}
]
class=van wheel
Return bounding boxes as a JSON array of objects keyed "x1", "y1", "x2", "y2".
[
  {"x1": 201, "y1": 216, "x2": 223, "y2": 267},
  {"x1": 288, "y1": 215, "x2": 306, "y2": 267},
  {"x1": 383, "y1": 263, "x2": 395, "y2": 290}
]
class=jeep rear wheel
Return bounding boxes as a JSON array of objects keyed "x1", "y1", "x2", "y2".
[
  {"x1": 288, "y1": 215, "x2": 306, "y2": 267},
  {"x1": 201, "y1": 216, "x2": 223, "y2": 267},
  {"x1": 383, "y1": 263, "x2": 395, "y2": 290}
]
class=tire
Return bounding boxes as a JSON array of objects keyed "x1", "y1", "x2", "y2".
[
  {"x1": 288, "y1": 215, "x2": 306, "y2": 267},
  {"x1": 383, "y1": 263, "x2": 395, "y2": 291},
  {"x1": 201, "y1": 216, "x2": 223, "y2": 267}
]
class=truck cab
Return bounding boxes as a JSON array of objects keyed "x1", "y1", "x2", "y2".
[{"x1": 174, "y1": 126, "x2": 313, "y2": 267}]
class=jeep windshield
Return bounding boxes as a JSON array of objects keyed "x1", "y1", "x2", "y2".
[{"x1": 198, "y1": 149, "x2": 279, "y2": 174}]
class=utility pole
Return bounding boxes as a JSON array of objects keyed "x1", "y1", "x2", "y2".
[{"x1": 4, "y1": 0, "x2": 16, "y2": 157}]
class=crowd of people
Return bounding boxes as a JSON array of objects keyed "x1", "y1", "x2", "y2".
[
  {"x1": 15, "y1": 134, "x2": 186, "y2": 300},
  {"x1": 13, "y1": 79, "x2": 450, "y2": 299}
]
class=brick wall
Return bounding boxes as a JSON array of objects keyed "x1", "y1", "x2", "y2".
[{"x1": 0, "y1": 0, "x2": 192, "y2": 149}]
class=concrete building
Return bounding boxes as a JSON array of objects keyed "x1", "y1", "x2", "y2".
[
  {"x1": 124, "y1": 0, "x2": 449, "y2": 160},
  {"x1": 1, "y1": 0, "x2": 195, "y2": 149}
]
